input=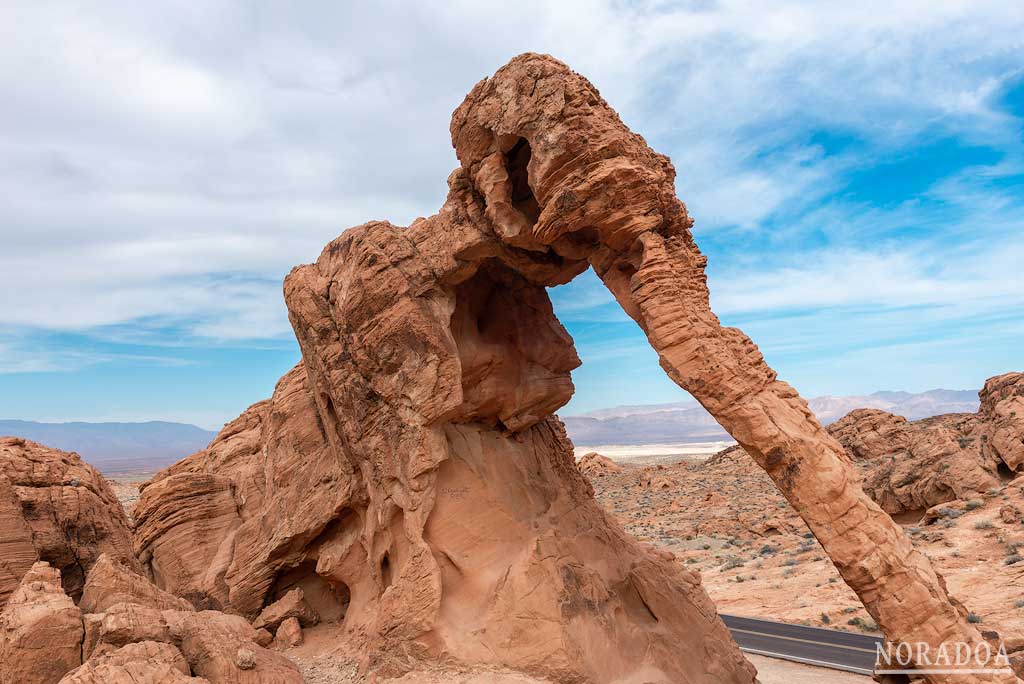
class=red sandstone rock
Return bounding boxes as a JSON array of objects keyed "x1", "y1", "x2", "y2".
[
  {"x1": 130, "y1": 54, "x2": 1009, "y2": 684},
  {"x1": 827, "y1": 374, "x2": 1024, "y2": 516},
  {"x1": 176, "y1": 611, "x2": 302, "y2": 684},
  {"x1": 0, "y1": 562, "x2": 83, "y2": 684},
  {"x1": 80, "y1": 554, "x2": 194, "y2": 615},
  {"x1": 271, "y1": 617, "x2": 301, "y2": 649},
  {"x1": 252, "y1": 588, "x2": 318, "y2": 631},
  {"x1": 980, "y1": 373, "x2": 1024, "y2": 472},
  {"x1": 58, "y1": 641, "x2": 205, "y2": 684},
  {"x1": 0, "y1": 438, "x2": 139, "y2": 603},
  {"x1": 576, "y1": 451, "x2": 621, "y2": 477},
  {"x1": 0, "y1": 474, "x2": 36, "y2": 607}
]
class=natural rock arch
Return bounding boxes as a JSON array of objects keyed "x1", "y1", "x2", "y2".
[{"x1": 134, "y1": 54, "x2": 1015, "y2": 684}]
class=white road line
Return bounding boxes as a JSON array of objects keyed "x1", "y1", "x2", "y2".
[
  {"x1": 738, "y1": 647, "x2": 875, "y2": 676},
  {"x1": 729, "y1": 627, "x2": 878, "y2": 654}
]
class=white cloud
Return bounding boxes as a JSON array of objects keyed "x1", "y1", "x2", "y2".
[{"x1": 0, "y1": 0, "x2": 1022, "y2": 345}]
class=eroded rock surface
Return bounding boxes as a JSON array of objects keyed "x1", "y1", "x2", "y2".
[
  {"x1": 576, "y1": 451, "x2": 621, "y2": 477},
  {"x1": 0, "y1": 437, "x2": 139, "y2": 603},
  {"x1": 829, "y1": 373, "x2": 1024, "y2": 516},
  {"x1": 131, "y1": 53, "x2": 1009, "y2": 683},
  {"x1": 0, "y1": 562, "x2": 83, "y2": 684},
  {"x1": 80, "y1": 553, "x2": 194, "y2": 615},
  {"x1": 59, "y1": 641, "x2": 206, "y2": 684}
]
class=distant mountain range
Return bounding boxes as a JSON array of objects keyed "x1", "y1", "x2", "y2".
[
  {"x1": 0, "y1": 420, "x2": 217, "y2": 475},
  {"x1": 0, "y1": 388, "x2": 980, "y2": 473},
  {"x1": 561, "y1": 388, "x2": 980, "y2": 446}
]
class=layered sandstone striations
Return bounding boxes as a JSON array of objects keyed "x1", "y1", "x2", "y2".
[
  {"x1": 0, "y1": 437, "x2": 139, "y2": 604},
  {"x1": 0, "y1": 562, "x2": 83, "y2": 684},
  {"x1": 132, "y1": 54, "x2": 1013, "y2": 683}
]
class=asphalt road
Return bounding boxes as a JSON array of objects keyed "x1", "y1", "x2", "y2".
[{"x1": 722, "y1": 614, "x2": 883, "y2": 675}]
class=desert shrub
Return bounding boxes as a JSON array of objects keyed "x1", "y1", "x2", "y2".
[
  {"x1": 974, "y1": 520, "x2": 995, "y2": 530},
  {"x1": 721, "y1": 556, "x2": 744, "y2": 570},
  {"x1": 1006, "y1": 554, "x2": 1022, "y2": 565},
  {"x1": 820, "y1": 613, "x2": 830, "y2": 624},
  {"x1": 783, "y1": 558, "x2": 800, "y2": 567},
  {"x1": 938, "y1": 507, "x2": 961, "y2": 519},
  {"x1": 1015, "y1": 599, "x2": 1024, "y2": 608},
  {"x1": 967, "y1": 612, "x2": 982, "y2": 624},
  {"x1": 965, "y1": 499, "x2": 983, "y2": 511},
  {"x1": 858, "y1": 617, "x2": 878, "y2": 632},
  {"x1": 758, "y1": 544, "x2": 777, "y2": 556},
  {"x1": 847, "y1": 616, "x2": 878, "y2": 631}
]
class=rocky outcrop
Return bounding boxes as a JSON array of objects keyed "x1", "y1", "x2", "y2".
[
  {"x1": 176, "y1": 610, "x2": 302, "y2": 684},
  {"x1": 576, "y1": 451, "x2": 621, "y2": 477},
  {"x1": 68, "y1": 555, "x2": 300, "y2": 684},
  {"x1": 252, "y1": 588, "x2": 318, "y2": 632},
  {"x1": 0, "y1": 562, "x2": 83, "y2": 684},
  {"x1": 0, "y1": 474, "x2": 36, "y2": 607},
  {"x1": 130, "y1": 53, "x2": 1008, "y2": 683},
  {"x1": 80, "y1": 554, "x2": 194, "y2": 615},
  {"x1": 0, "y1": 437, "x2": 139, "y2": 603},
  {"x1": 828, "y1": 372, "x2": 1023, "y2": 516},
  {"x1": 979, "y1": 372, "x2": 1024, "y2": 472},
  {"x1": 58, "y1": 641, "x2": 206, "y2": 684}
]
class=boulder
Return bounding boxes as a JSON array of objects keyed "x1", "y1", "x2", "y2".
[
  {"x1": 979, "y1": 372, "x2": 1024, "y2": 472},
  {"x1": 88, "y1": 602, "x2": 173, "y2": 656},
  {"x1": 58, "y1": 641, "x2": 206, "y2": 684},
  {"x1": 576, "y1": 452, "x2": 621, "y2": 477},
  {"x1": 80, "y1": 553, "x2": 194, "y2": 614},
  {"x1": 252, "y1": 587, "x2": 319, "y2": 631},
  {"x1": 271, "y1": 617, "x2": 302, "y2": 649},
  {"x1": 0, "y1": 437, "x2": 139, "y2": 603},
  {"x1": 176, "y1": 611, "x2": 303, "y2": 684},
  {"x1": 827, "y1": 374, "x2": 1024, "y2": 516},
  {"x1": 0, "y1": 562, "x2": 83, "y2": 684}
]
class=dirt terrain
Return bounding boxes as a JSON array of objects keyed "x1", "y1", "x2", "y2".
[{"x1": 587, "y1": 446, "x2": 1024, "y2": 638}]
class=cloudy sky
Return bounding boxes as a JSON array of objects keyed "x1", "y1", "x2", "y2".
[{"x1": 1, "y1": 1, "x2": 1022, "y2": 429}]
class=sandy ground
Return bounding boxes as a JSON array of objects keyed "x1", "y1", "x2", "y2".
[
  {"x1": 587, "y1": 448, "x2": 1024, "y2": 638},
  {"x1": 574, "y1": 441, "x2": 733, "y2": 464},
  {"x1": 745, "y1": 654, "x2": 870, "y2": 683},
  {"x1": 284, "y1": 625, "x2": 872, "y2": 683}
]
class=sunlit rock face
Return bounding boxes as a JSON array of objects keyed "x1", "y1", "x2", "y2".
[{"x1": 0, "y1": 437, "x2": 139, "y2": 606}]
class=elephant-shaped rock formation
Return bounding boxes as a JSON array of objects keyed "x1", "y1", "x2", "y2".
[{"x1": 134, "y1": 54, "x2": 1015, "y2": 684}]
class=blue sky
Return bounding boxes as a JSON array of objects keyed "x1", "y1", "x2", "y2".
[{"x1": 1, "y1": 2, "x2": 1023, "y2": 429}]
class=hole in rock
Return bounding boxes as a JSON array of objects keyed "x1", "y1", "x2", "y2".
[
  {"x1": 997, "y1": 461, "x2": 1016, "y2": 483},
  {"x1": 891, "y1": 509, "x2": 925, "y2": 525},
  {"x1": 504, "y1": 137, "x2": 540, "y2": 225},
  {"x1": 269, "y1": 560, "x2": 350, "y2": 624},
  {"x1": 380, "y1": 553, "x2": 393, "y2": 589}
]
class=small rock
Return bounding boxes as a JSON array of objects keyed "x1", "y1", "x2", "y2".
[
  {"x1": 236, "y1": 647, "x2": 256, "y2": 670},
  {"x1": 273, "y1": 617, "x2": 302, "y2": 649},
  {"x1": 254, "y1": 628, "x2": 273, "y2": 647},
  {"x1": 1000, "y1": 504, "x2": 1020, "y2": 524}
]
